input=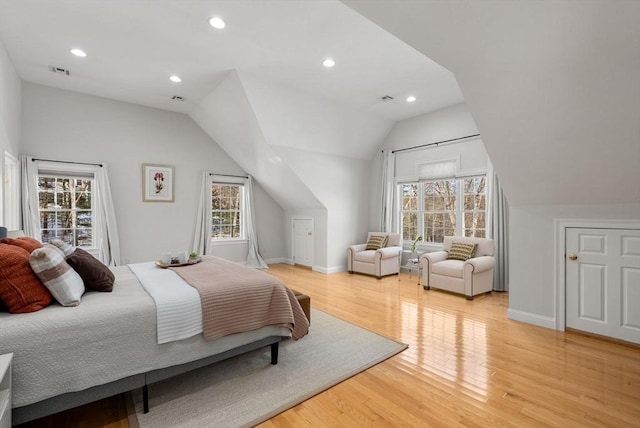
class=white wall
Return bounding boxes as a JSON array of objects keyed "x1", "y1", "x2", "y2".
[
  {"x1": 20, "y1": 83, "x2": 285, "y2": 264},
  {"x1": 274, "y1": 146, "x2": 370, "y2": 272},
  {"x1": 0, "y1": 41, "x2": 22, "y2": 225}
]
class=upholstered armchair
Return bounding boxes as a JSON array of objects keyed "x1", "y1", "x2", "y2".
[
  {"x1": 347, "y1": 232, "x2": 402, "y2": 279},
  {"x1": 420, "y1": 236, "x2": 495, "y2": 300}
]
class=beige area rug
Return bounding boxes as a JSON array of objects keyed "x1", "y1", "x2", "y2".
[{"x1": 131, "y1": 309, "x2": 407, "y2": 428}]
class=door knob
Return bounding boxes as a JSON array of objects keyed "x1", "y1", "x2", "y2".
[{"x1": 568, "y1": 253, "x2": 578, "y2": 261}]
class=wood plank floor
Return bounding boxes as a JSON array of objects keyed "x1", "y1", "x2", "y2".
[{"x1": 18, "y1": 264, "x2": 640, "y2": 427}]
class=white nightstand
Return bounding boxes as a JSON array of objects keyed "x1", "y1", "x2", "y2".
[{"x1": 0, "y1": 353, "x2": 12, "y2": 428}]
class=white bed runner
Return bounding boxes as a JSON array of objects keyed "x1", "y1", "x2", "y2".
[{"x1": 129, "y1": 262, "x2": 203, "y2": 344}]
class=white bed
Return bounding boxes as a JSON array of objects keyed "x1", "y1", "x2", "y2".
[{"x1": 0, "y1": 265, "x2": 292, "y2": 424}]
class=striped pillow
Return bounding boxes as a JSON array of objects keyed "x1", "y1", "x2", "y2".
[
  {"x1": 29, "y1": 244, "x2": 85, "y2": 306},
  {"x1": 447, "y1": 242, "x2": 478, "y2": 261},
  {"x1": 365, "y1": 234, "x2": 388, "y2": 250}
]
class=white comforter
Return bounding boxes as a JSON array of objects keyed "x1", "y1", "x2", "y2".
[
  {"x1": 0, "y1": 265, "x2": 291, "y2": 408},
  {"x1": 128, "y1": 262, "x2": 202, "y2": 344}
]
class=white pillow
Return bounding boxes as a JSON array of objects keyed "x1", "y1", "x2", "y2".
[
  {"x1": 29, "y1": 244, "x2": 85, "y2": 306},
  {"x1": 49, "y1": 238, "x2": 75, "y2": 256}
]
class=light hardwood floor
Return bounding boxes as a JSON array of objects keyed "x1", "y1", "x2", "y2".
[{"x1": 19, "y1": 264, "x2": 640, "y2": 427}]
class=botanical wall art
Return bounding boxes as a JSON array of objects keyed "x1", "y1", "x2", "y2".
[{"x1": 142, "y1": 163, "x2": 175, "y2": 202}]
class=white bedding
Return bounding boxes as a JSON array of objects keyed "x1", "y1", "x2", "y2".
[
  {"x1": 128, "y1": 262, "x2": 202, "y2": 344},
  {"x1": 0, "y1": 265, "x2": 291, "y2": 408}
]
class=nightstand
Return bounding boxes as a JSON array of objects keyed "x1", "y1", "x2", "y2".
[{"x1": 0, "y1": 353, "x2": 12, "y2": 428}]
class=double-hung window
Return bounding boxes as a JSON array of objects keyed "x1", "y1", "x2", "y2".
[
  {"x1": 211, "y1": 181, "x2": 244, "y2": 241},
  {"x1": 38, "y1": 174, "x2": 94, "y2": 247},
  {"x1": 400, "y1": 175, "x2": 487, "y2": 244}
]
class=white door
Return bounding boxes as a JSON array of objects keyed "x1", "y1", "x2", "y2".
[
  {"x1": 293, "y1": 218, "x2": 313, "y2": 267},
  {"x1": 566, "y1": 227, "x2": 640, "y2": 344}
]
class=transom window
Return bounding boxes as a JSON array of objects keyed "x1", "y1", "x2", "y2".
[
  {"x1": 211, "y1": 183, "x2": 244, "y2": 240},
  {"x1": 38, "y1": 175, "x2": 93, "y2": 246},
  {"x1": 401, "y1": 175, "x2": 487, "y2": 244}
]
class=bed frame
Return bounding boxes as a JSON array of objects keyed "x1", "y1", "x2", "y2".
[{"x1": 13, "y1": 337, "x2": 281, "y2": 425}]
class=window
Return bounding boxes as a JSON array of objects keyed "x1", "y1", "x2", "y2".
[
  {"x1": 38, "y1": 175, "x2": 94, "y2": 246},
  {"x1": 400, "y1": 175, "x2": 487, "y2": 244},
  {"x1": 211, "y1": 182, "x2": 244, "y2": 240}
]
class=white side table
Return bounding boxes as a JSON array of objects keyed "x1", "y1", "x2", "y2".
[{"x1": 0, "y1": 353, "x2": 12, "y2": 428}]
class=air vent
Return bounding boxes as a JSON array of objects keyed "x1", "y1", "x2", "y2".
[
  {"x1": 48, "y1": 65, "x2": 70, "y2": 76},
  {"x1": 171, "y1": 95, "x2": 184, "y2": 101},
  {"x1": 378, "y1": 95, "x2": 394, "y2": 102}
]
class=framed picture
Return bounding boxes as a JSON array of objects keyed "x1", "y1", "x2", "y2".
[{"x1": 142, "y1": 164, "x2": 175, "y2": 202}]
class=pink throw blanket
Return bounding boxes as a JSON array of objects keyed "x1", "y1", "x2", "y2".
[{"x1": 171, "y1": 257, "x2": 309, "y2": 340}]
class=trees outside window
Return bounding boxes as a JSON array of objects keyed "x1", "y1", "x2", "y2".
[
  {"x1": 38, "y1": 176, "x2": 93, "y2": 246},
  {"x1": 400, "y1": 175, "x2": 486, "y2": 244},
  {"x1": 211, "y1": 183, "x2": 243, "y2": 240}
]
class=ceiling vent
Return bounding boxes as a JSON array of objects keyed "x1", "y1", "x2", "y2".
[
  {"x1": 171, "y1": 95, "x2": 184, "y2": 101},
  {"x1": 48, "y1": 65, "x2": 70, "y2": 76},
  {"x1": 378, "y1": 95, "x2": 394, "y2": 102}
]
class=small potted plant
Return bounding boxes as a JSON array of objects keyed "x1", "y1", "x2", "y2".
[
  {"x1": 188, "y1": 252, "x2": 200, "y2": 263},
  {"x1": 410, "y1": 235, "x2": 423, "y2": 255}
]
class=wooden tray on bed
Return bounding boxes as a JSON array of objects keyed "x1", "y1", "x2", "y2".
[{"x1": 155, "y1": 258, "x2": 201, "y2": 268}]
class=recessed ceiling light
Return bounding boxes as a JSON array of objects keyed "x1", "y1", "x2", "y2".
[
  {"x1": 70, "y1": 48, "x2": 87, "y2": 57},
  {"x1": 169, "y1": 75, "x2": 182, "y2": 83},
  {"x1": 406, "y1": 95, "x2": 417, "y2": 103},
  {"x1": 209, "y1": 17, "x2": 226, "y2": 29},
  {"x1": 323, "y1": 58, "x2": 335, "y2": 68}
]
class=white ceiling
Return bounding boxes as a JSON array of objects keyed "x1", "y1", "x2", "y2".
[{"x1": 0, "y1": 0, "x2": 463, "y2": 121}]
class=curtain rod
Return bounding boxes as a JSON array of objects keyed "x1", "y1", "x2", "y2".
[
  {"x1": 32, "y1": 158, "x2": 103, "y2": 167},
  {"x1": 390, "y1": 133, "x2": 480, "y2": 154},
  {"x1": 209, "y1": 172, "x2": 248, "y2": 179}
]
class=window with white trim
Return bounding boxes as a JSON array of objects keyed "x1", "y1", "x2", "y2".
[
  {"x1": 211, "y1": 182, "x2": 244, "y2": 240},
  {"x1": 400, "y1": 175, "x2": 487, "y2": 244},
  {"x1": 37, "y1": 174, "x2": 94, "y2": 247}
]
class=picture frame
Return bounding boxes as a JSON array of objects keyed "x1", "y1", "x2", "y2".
[{"x1": 142, "y1": 163, "x2": 175, "y2": 202}]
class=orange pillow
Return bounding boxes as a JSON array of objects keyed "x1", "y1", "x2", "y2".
[
  {"x1": 0, "y1": 236, "x2": 43, "y2": 254},
  {"x1": 0, "y1": 243, "x2": 53, "y2": 313}
]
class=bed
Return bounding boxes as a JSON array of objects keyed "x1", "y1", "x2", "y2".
[{"x1": 0, "y1": 256, "x2": 308, "y2": 425}]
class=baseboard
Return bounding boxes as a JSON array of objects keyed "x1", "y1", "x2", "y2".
[
  {"x1": 265, "y1": 257, "x2": 288, "y2": 265},
  {"x1": 313, "y1": 265, "x2": 346, "y2": 274},
  {"x1": 507, "y1": 308, "x2": 556, "y2": 330}
]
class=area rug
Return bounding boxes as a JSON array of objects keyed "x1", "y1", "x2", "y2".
[{"x1": 131, "y1": 308, "x2": 407, "y2": 428}]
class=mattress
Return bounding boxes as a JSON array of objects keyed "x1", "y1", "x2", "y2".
[{"x1": 0, "y1": 265, "x2": 291, "y2": 408}]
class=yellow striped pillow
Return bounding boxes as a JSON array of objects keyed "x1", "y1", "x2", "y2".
[
  {"x1": 366, "y1": 234, "x2": 388, "y2": 250},
  {"x1": 447, "y1": 242, "x2": 478, "y2": 261}
]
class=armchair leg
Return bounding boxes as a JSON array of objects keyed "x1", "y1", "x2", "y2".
[
  {"x1": 376, "y1": 276, "x2": 381, "y2": 280},
  {"x1": 423, "y1": 285, "x2": 430, "y2": 290},
  {"x1": 348, "y1": 270, "x2": 353, "y2": 274},
  {"x1": 466, "y1": 295, "x2": 474, "y2": 301}
]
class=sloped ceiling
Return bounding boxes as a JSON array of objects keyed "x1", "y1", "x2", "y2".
[
  {"x1": 189, "y1": 70, "x2": 324, "y2": 211},
  {"x1": 343, "y1": 0, "x2": 640, "y2": 206}
]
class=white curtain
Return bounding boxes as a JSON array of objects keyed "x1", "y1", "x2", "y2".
[
  {"x1": 487, "y1": 159, "x2": 509, "y2": 291},
  {"x1": 380, "y1": 150, "x2": 396, "y2": 232},
  {"x1": 93, "y1": 164, "x2": 121, "y2": 266},
  {"x1": 20, "y1": 155, "x2": 40, "y2": 237},
  {"x1": 20, "y1": 156, "x2": 121, "y2": 265},
  {"x1": 244, "y1": 176, "x2": 268, "y2": 269},
  {"x1": 192, "y1": 172, "x2": 212, "y2": 256}
]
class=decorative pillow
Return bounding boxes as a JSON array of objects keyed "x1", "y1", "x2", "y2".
[
  {"x1": 0, "y1": 243, "x2": 53, "y2": 313},
  {"x1": 66, "y1": 248, "x2": 115, "y2": 292},
  {"x1": 49, "y1": 239, "x2": 75, "y2": 256},
  {"x1": 29, "y1": 244, "x2": 85, "y2": 306},
  {"x1": 365, "y1": 234, "x2": 388, "y2": 250},
  {"x1": 0, "y1": 236, "x2": 43, "y2": 254},
  {"x1": 447, "y1": 242, "x2": 478, "y2": 261}
]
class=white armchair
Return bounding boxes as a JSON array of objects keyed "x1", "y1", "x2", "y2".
[
  {"x1": 347, "y1": 232, "x2": 402, "y2": 279},
  {"x1": 420, "y1": 236, "x2": 495, "y2": 300}
]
